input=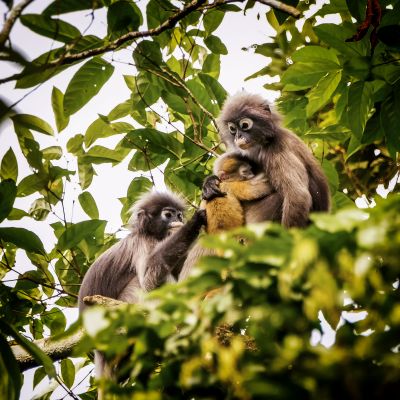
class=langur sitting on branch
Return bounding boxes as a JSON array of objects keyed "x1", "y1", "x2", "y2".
[{"x1": 78, "y1": 190, "x2": 206, "y2": 380}]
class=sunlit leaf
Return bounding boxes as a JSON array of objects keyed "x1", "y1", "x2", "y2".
[
  {"x1": 57, "y1": 220, "x2": 105, "y2": 251},
  {"x1": 20, "y1": 14, "x2": 81, "y2": 43},
  {"x1": 0, "y1": 227, "x2": 45, "y2": 254},
  {"x1": 61, "y1": 359, "x2": 75, "y2": 388},
  {"x1": 51, "y1": 87, "x2": 69, "y2": 132},
  {"x1": 78, "y1": 191, "x2": 99, "y2": 219},
  {"x1": 306, "y1": 70, "x2": 342, "y2": 117},
  {"x1": 346, "y1": 81, "x2": 374, "y2": 139},
  {"x1": 11, "y1": 114, "x2": 54, "y2": 135},
  {"x1": 204, "y1": 35, "x2": 228, "y2": 55},
  {"x1": 64, "y1": 57, "x2": 114, "y2": 116},
  {"x1": 0, "y1": 148, "x2": 18, "y2": 182}
]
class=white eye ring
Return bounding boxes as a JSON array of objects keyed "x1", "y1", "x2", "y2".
[
  {"x1": 239, "y1": 118, "x2": 253, "y2": 131},
  {"x1": 227, "y1": 122, "x2": 237, "y2": 134}
]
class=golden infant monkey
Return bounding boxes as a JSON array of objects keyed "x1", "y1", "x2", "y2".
[{"x1": 202, "y1": 152, "x2": 274, "y2": 233}]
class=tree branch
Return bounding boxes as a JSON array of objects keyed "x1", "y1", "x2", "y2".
[
  {"x1": 0, "y1": 0, "x2": 301, "y2": 85},
  {"x1": 12, "y1": 329, "x2": 84, "y2": 371},
  {"x1": 11, "y1": 295, "x2": 125, "y2": 371},
  {"x1": 257, "y1": 0, "x2": 301, "y2": 18},
  {"x1": 0, "y1": 0, "x2": 35, "y2": 48}
]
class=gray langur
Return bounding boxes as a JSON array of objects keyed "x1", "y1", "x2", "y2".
[
  {"x1": 203, "y1": 92, "x2": 330, "y2": 228},
  {"x1": 78, "y1": 191, "x2": 206, "y2": 378}
]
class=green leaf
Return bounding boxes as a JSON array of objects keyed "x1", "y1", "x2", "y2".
[
  {"x1": 120, "y1": 177, "x2": 152, "y2": 223},
  {"x1": 78, "y1": 191, "x2": 99, "y2": 219},
  {"x1": 322, "y1": 159, "x2": 339, "y2": 194},
  {"x1": 11, "y1": 114, "x2": 54, "y2": 135},
  {"x1": 17, "y1": 174, "x2": 48, "y2": 197},
  {"x1": 57, "y1": 220, "x2": 105, "y2": 251},
  {"x1": 314, "y1": 23, "x2": 368, "y2": 57},
  {"x1": 306, "y1": 70, "x2": 342, "y2": 117},
  {"x1": 204, "y1": 35, "x2": 228, "y2": 55},
  {"x1": 107, "y1": 0, "x2": 142, "y2": 36},
  {"x1": 67, "y1": 134, "x2": 84, "y2": 155},
  {"x1": 291, "y1": 46, "x2": 339, "y2": 64},
  {"x1": 61, "y1": 359, "x2": 75, "y2": 388},
  {"x1": 202, "y1": 54, "x2": 220, "y2": 79},
  {"x1": 33, "y1": 367, "x2": 46, "y2": 388},
  {"x1": 0, "y1": 227, "x2": 45, "y2": 254},
  {"x1": 198, "y1": 73, "x2": 227, "y2": 108},
  {"x1": 332, "y1": 192, "x2": 354, "y2": 210},
  {"x1": 346, "y1": 0, "x2": 368, "y2": 22},
  {"x1": 8, "y1": 208, "x2": 29, "y2": 220},
  {"x1": 146, "y1": 0, "x2": 176, "y2": 30},
  {"x1": 43, "y1": 0, "x2": 103, "y2": 15},
  {"x1": 63, "y1": 57, "x2": 114, "y2": 116},
  {"x1": 132, "y1": 40, "x2": 163, "y2": 68},
  {"x1": 204, "y1": 10, "x2": 224, "y2": 34},
  {"x1": 51, "y1": 86, "x2": 69, "y2": 132},
  {"x1": 0, "y1": 180, "x2": 17, "y2": 223},
  {"x1": 311, "y1": 208, "x2": 368, "y2": 233},
  {"x1": 29, "y1": 198, "x2": 51, "y2": 221},
  {"x1": 0, "y1": 148, "x2": 18, "y2": 181},
  {"x1": 78, "y1": 158, "x2": 95, "y2": 190},
  {"x1": 282, "y1": 61, "x2": 340, "y2": 91},
  {"x1": 83, "y1": 145, "x2": 128, "y2": 164},
  {"x1": 346, "y1": 81, "x2": 374, "y2": 139},
  {"x1": 42, "y1": 146, "x2": 63, "y2": 160},
  {"x1": 20, "y1": 14, "x2": 81, "y2": 43},
  {"x1": 0, "y1": 332, "x2": 22, "y2": 400},
  {"x1": 107, "y1": 99, "x2": 132, "y2": 120},
  {"x1": 85, "y1": 117, "x2": 134, "y2": 147},
  {"x1": 0, "y1": 319, "x2": 56, "y2": 378},
  {"x1": 42, "y1": 307, "x2": 66, "y2": 335},
  {"x1": 381, "y1": 90, "x2": 400, "y2": 155}
]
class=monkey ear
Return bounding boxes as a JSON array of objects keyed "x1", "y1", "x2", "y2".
[
  {"x1": 136, "y1": 209, "x2": 150, "y2": 233},
  {"x1": 262, "y1": 102, "x2": 271, "y2": 114}
]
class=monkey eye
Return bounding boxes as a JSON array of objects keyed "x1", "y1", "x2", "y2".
[
  {"x1": 239, "y1": 118, "x2": 253, "y2": 131},
  {"x1": 227, "y1": 122, "x2": 237, "y2": 135},
  {"x1": 177, "y1": 212, "x2": 183, "y2": 222},
  {"x1": 161, "y1": 209, "x2": 173, "y2": 220}
]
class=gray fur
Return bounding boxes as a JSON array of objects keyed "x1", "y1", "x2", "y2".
[
  {"x1": 78, "y1": 190, "x2": 206, "y2": 382},
  {"x1": 216, "y1": 92, "x2": 330, "y2": 227}
]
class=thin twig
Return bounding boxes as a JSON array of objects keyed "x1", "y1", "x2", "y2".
[
  {"x1": 0, "y1": 0, "x2": 301, "y2": 85},
  {"x1": 0, "y1": 0, "x2": 35, "y2": 47}
]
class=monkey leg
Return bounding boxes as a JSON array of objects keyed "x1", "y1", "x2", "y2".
[
  {"x1": 222, "y1": 179, "x2": 273, "y2": 202},
  {"x1": 205, "y1": 194, "x2": 244, "y2": 234}
]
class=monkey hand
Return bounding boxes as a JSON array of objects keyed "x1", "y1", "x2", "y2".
[
  {"x1": 192, "y1": 208, "x2": 207, "y2": 227},
  {"x1": 202, "y1": 175, "x2": 225, "y2": 201}
]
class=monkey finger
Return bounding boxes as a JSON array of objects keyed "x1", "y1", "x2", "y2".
[{"x1": 202, "y1": 175, "x2": 225, "y2": 200}]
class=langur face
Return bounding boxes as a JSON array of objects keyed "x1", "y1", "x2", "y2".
[
  {"x1": 217, "y1": 94, "x2": 277, "y2": 156},
  {"x1": 160, "y1": 207, "x2": 184, "y2": 235},
  {"x1": 223, "y1": 113, "x2": 276, "y2": 156},
  {"x1": 137, "y1": 203, "x2": 185, "y2": 240}
]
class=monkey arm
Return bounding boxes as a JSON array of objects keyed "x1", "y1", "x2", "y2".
[
  {"x1": 202, "y1": 175, "x2": 225, "y2": 200},
  {"x1": 141, "y1": 209, "x2": 206, "y2": 291},
  {"x1": 269, "y1": 151, "x2": 312, "y2": 228},
  {"x1": 222, "y1": 176, "x2": 273, "y2": 202}
]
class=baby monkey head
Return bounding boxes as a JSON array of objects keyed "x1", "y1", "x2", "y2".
[{"x1": 213, "y1": 152, "x2": 259, "y2": 182}]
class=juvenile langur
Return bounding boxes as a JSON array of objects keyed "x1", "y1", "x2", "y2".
[
  {"x1": 203, "y1": 152, "x2": 274, "y2": 233},
  {"x1": 78, "y1": 191, "x2": 206, "y2": 379},
  {"x1": 203, "y1": 92, "x2": 330, "y2": 228}
]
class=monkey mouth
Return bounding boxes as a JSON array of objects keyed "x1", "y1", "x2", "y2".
[
  {"x1": 168, "y1": 221, "x2": 184, "y2": 235},
  {"x1": 237, "y1": 141, "x2": 252, "y2": 150},
  {"x1": 235, "y1": 137, "x2": 252, "y2": 150}
]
